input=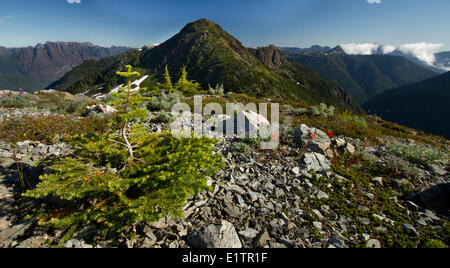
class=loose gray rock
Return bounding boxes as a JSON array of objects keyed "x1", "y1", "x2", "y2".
[
  {"x1": 301, "y1": 152, "x2": 331, "y2": 174},
  {"x1": 187, "y1": 220, "x2": 242, "y2": 248},
  {"x1": 238, "y1": 228, "x2": 259, "y2": 241},
  {"x1": 366, "y1": 239, "x2": 381, "y2": 248}
]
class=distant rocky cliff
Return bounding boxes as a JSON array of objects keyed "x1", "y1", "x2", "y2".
[{"x1": 0, "y1": 42, "x2": 131, "y2": 91}]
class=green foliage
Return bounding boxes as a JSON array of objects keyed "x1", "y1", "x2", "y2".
[
  {"x1": 387, "y1": 142, "x2": 448, "y2": 166},
  {"x1": 24, "y1": 132, "x2": 223, "y2": 234},
  {"x1": 151, "y1": 65, "x2": 175, "y2": 95},
  {"x1": 175, "y1": 66, "x2": 202, "y2": 96},
  {"x1": 53, "y1": 101, "x2": 86, "y2": 116},
  {"x1": 47, "y1": 49, "x2": 142, "y2": 95},
  {"x1": 423, "y1": 240, "x2": 447, "y2": 248},
  {"x1": 152, "y1": 111, "x2": 177, "y2": 123},
  {"x1": 148, "y1": 91, "x2": 182, "y2": 112},
  {"x1": 340, "y1": 111, "x2": 368, "y2": 129},
  {"x1": 0, "y1": 115, "x2": 109, "y2": 144},
  {"x1": 285, "y1": 50, "x2": 438, "y2": 104},
  {"x1": 208, "y1": 83, "x2": 225, "y2": 96},
  {"x1": 233, "y1": 142, "x2": 251, "y2": 154},
  {"x1": 24, "y1": 65, "x2": 224, "y2": 238},
  {"x1": 309, "y1": 103, "x2": 335, "y2": 118},
  {"x1": 383, "y1": 154, "x2": 422, "y2": 179},
  {"x1": 0, "y1": 95, "x2": 36, "y2": 108},
  {"x1": 284, "y1": 103, "x2": 335, "y2": 118},
  {"x1": 163, "y1": 65, "x2": 174, "y2": 93},
  {"x1": 324, "y1": 153, "x2": 444, "y2": 248}
]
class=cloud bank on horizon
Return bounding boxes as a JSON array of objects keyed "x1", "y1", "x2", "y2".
[
  {"x1": 341, "y1": 42, "x2": 444, "y2": 67},
  {"x1": 367, "y1": 0, "x2": 382, "y2": 4},
  {"x1": 67, "y1": 0, "x2": 81, "y2": 4}
]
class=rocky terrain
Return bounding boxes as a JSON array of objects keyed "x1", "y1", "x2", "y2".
[{"x1": 0, "y1": 92, "x2": 448, "y2": 248}]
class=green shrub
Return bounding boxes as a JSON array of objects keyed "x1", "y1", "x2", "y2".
[
  {"x1": 0, "y1": 95, "x2": 36, "y2": 108},
  {"x1": 153, "y1": 111, "x2": 176, "y2": 123},
  {"x1": 233, "y1": 142, "x2": 251, "y2": 154},
  {"x1": 383, "y1": 154, "x2": 421, "y2": 179},
  {"x1": 292, "y1": 107, "x2": 308, "y2": 116},
  {"x1": 387, "y1": 142, "x2": 448, "y2": 166},
  {"x1": 280, "y1": 116, "x2": 295, "y2": 139},
  {"x1": 175, "y1": 66, "x2": 202, "y2": 96},
  {"x1": 208, "y1": 83, "x2": 225, "y2": 96},
  {"x1": 54, "y1": 101, "x2": 86, "y2": 115},
  {"x1": 356, "y1": 151, "x2": 379, "y2": 166},
  {"x1": 148, "y1": 92, "x2": 182, "y2": 111},
  {"x1": 286, "y1": 103, "x2": 334, "y2": 118},
  {"x1": 423, "y1": 240, "x2": 447, "y2": 248},
  {"x1": 340, "y1": 111, "x2": 368, "y2": 129}
]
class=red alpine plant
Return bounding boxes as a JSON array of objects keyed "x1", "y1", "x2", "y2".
[{"x1": 327, "y1": 130, "x2": 333, "y2": 138}]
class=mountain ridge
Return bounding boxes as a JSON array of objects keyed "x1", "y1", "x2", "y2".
[
  {"x1": 0, "y1": 42, "x2": 131, "y2": 91},
  {"x1": 49, "y1": 19, "x2": 362, "y2": 113},
  {"x1": 364, "y1": 71, "x2": 450, "y2": 139},
  {"x1": 281, "y1": 47, "x2": 439, "y2": 104}
]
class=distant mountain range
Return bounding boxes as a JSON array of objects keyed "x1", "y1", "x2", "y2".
[
  {"x1": 281, "y1": 46, "x2": 439, "y2": 104},
  {"x1": 435, "y1": 51, "x2": 450, "y2": 71},
  {"x1": 364, "y1": 71, "x2": 450, "y2": 139},
  {"x1": 0, "y1": 42, "x2": 131, "y2": 91},
  {"x1": 49, "y1": 19, "x2": 362, "y2": 113}
]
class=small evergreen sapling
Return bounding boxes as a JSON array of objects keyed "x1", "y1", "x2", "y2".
[
  {"x1": 175, "y1": 66, "x2": 202, "y2": 96},
  {"x1": 24, "y1": 65, "x2": 224, "y2": 240}
]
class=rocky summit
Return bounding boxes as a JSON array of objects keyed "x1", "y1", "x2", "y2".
[{"x1": 0, "y1": 88, "x2": 448, "y2": 248}]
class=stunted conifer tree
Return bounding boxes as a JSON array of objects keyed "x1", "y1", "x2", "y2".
[
  {"x1": 24, "y1": 65, "x2": 224, "y2": 241},
  {"x1": 175, "y1": 66, "x2": 202, "y2": 96}
]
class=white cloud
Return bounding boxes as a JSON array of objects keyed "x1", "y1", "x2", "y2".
[
  {"x1": 382, "y1": 45, "x2": 396, "y2": 54},
  {"x1": 341, "y1": 42, "x2": 446, "y2": 68},
  {"x1": 67, "y1": 0, "x2": 81, "y2": 3},
  {"x1": 398, "y1": 42, "x2": 444, "y2": 66},
  {"x1": 341, "y1": 43, "x2": 381, "y2": 55},
  {"x1": 367, "y1": 0, "x2": 382, "y2": 4}
]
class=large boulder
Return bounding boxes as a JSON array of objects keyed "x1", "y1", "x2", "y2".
[
  {"x1": 416, "y1": 183, "x2": 450, "y2": 214},
  {"x1": 83, "y1": 104, "x2": 117, "y2": 117},
  {"x1": 187, "y1": 220, "x2": 242, "y2": 248},
  {"x1": 215, "y1": 111, "x2": 270, "y2": 137},
  {"x1": 294, "y1": 124, "x2": 331, "y2": 154}
]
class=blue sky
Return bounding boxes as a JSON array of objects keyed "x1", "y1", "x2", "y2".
[{"x1": 0, "y1": 0, "x2": 449, "y2": 51}]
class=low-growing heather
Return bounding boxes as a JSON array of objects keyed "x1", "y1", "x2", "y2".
[
  {"x1": 0, "y1": 95, "x2": 36, "y2": 108},
  {"x1": 0, "y1": 115, "x2": 109, "y2": 144},
  {"x1": 339, "y1": 111, "x2": 368, "y2": 129},
  {"x1": 387, "y1": 142, "x2": 448, "y2": 166}
]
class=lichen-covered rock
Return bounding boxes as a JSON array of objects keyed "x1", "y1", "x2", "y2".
[{"x1": 294, "y1": 124, "x2": 331, "y2": 154}]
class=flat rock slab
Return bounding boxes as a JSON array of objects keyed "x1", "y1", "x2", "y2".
[
  {"x1": 0, "y1": 221, "x2": 32, "y2": 247},
  {"x1": 187, "y1": 220, "x2": 242, "y2": 248}
]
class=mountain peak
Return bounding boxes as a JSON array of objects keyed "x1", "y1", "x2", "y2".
[
  {"x1": 329, "y1": 46, "x2": 346, "y2": 54},
  {"x1": 181, "y1": 18, "x2": 222, "y2": 34}
]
